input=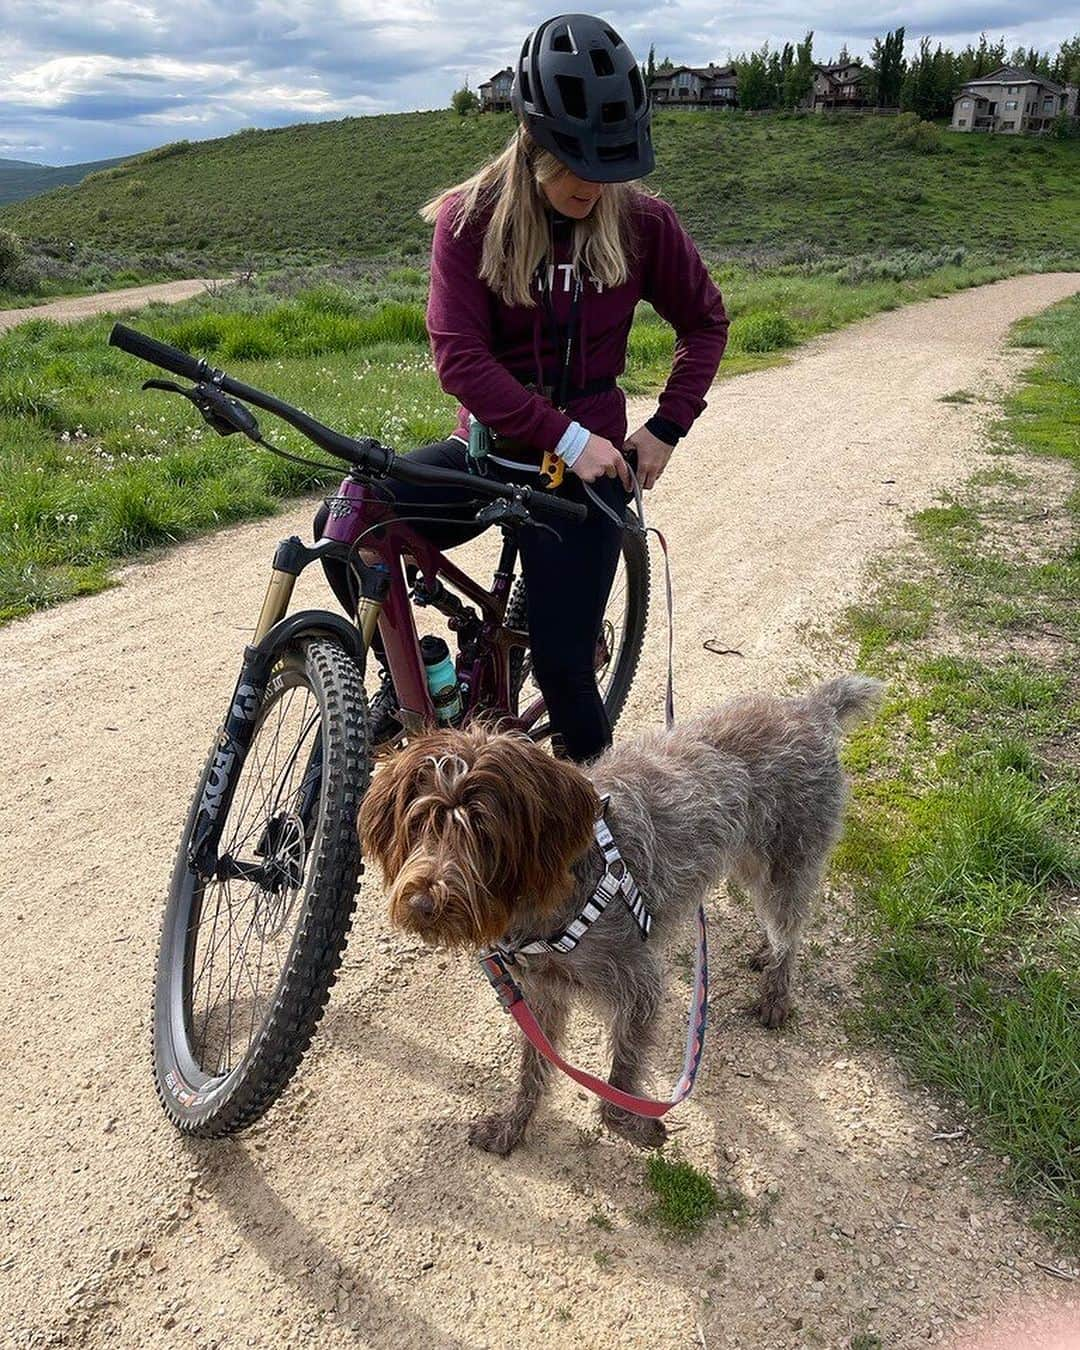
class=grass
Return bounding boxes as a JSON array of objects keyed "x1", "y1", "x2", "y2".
[
  {"x1": 837, "y1": 294, "x2": 1080, "y2": 1245},
  {"x1": 643, "y1": 1153, "x2": 745, "y2": 1240},
  {"x1": 3, "y1": 110, "x2": 1078, "y2": 265},
  {"x1": 0, "y1": 251, "x2": 1035, "y2": 624}
]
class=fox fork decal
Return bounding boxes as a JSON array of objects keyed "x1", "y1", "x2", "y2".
[{"x1": 188, "y1": 662, "x2": 270, "y2": 877}]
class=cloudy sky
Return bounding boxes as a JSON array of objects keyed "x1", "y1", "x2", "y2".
[{"x1": 2, "y1": 0, "x2": 1078, "y2": 165}]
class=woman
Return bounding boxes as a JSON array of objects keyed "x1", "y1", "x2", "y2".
[{"x1": 316, "y1": 14, "x2": 728, "y2": 762}]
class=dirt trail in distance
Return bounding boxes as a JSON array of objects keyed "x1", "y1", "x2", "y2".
[
  {"x1": 3, "y1": 272, "x2": 1079, "y2": 1349},
  {"x1": 0, "y1": 278, "x2": 230, "y2": 333}
]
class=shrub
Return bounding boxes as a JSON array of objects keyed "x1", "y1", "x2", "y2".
[
  {"x1": 451, "y1": 86, "x2": 479, "y2": 116},
  {"x1": 835, "y1": 246, "x2": 968, "y2": 285},
  {"x1": 82, "y1": 165, "x2": 128, "y2": 185},
  {"x1": 892, "y1": 112, "x2": 942, "y2": 154},
  {"x1": 727, "y1": 311, "x2": 797, "y2": 353},
  {"x1": 3, "y1": 262, "x2": 42, "y2": 295},
  {"x1": 0, "y1": 229, "x2": 25, "y2": 287},
  {"x1": 130, "y1": 139, "x2": 191, "y2": 163}
]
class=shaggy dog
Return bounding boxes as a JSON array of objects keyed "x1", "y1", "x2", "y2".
[{"x1": 359, "y1": 675, "x2": 881, "y2": 1156}]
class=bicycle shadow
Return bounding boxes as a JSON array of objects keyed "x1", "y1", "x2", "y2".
[{"x1": 199, "y1": 1140, "x2": 469, "y2": 1349}]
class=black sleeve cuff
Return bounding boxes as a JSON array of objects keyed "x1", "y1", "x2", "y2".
[{"x1": 645, "y1": 413, "x2": 688, "y2": 448}]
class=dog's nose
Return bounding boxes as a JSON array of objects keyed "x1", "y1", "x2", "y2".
[{"x1": 411, "y1": 894, "x2": 436, "y2": 920}]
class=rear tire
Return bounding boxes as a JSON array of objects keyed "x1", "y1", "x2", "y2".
[
  {"x1": 508, "y1": 521, "x2": 650, "y2": 736},
  {"x1": 153, "y1": 638, "x2": 370, "y2": 1137}
]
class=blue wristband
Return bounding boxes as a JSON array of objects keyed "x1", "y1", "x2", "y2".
[{"x1": 554, "y1": 420, "x2": 590, "y2": 468}]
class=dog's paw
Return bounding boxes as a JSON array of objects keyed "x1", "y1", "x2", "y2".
[
  {"x1": 600, "y1": 1103, "x2": 668, "y2": 1150},
  {"x1": 758, "y1": 991, "x2": 792, "y2": 1029},
  {"x1": 747, "y1": 941, "x2": 773, "y2": 972},
  {"x1": 468, "y1": 1112, "x2": 524, "y2": 1156}
]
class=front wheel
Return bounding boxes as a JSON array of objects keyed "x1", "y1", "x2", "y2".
[{"x1": 153, "y1": 638, "x2": 371, "y2": 1136}]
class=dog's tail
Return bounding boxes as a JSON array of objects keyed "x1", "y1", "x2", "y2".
[{"x1": 808, "y1": 674, "x2": 884, "y2": 731}]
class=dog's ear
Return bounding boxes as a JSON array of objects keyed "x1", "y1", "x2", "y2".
[
  {"x1": 473, "y1": 737, "x2": 599, "y2": 917},
  {"x1": 528, "y1": 752, "x2": 602, "y2": 914},
  {"x1": 358, "y1": 746, "x2": 415, "y2": 877}
]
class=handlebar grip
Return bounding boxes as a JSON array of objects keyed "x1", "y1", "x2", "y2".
[
  {"x1": 109, "y1": 324, "x2": 210, "y2": 383},
  {"x1": 526, "y1": 489, "x2": 588, "y2": 525}
]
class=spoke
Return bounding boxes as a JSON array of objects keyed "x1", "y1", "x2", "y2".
[
  {"x1": 184, "y1": 672, "x2": 326, "y2": 1080},
  {"x1": 226, "y1": 701, "x2": 318, "y2": 858}
]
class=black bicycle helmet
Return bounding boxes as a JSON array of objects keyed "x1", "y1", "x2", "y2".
[{"x1": 511, "y1": 14, "x2": 655, "y2": 183}]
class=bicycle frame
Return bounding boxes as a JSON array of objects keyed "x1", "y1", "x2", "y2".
[{"x1": 260, "y1": 471, "x2": 536, "y2": 736}]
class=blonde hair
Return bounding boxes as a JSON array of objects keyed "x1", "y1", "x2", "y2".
[{"x1": 420, "y1": 125, "x2": 640, "y2": 308}]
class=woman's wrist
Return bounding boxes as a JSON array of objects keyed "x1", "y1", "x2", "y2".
[
  {"x1": 645, "y1": 413, "x2": 686, "y2": 449},
  {"x1": 554, "y1": 420, "x2": 590, "y2": 468}
]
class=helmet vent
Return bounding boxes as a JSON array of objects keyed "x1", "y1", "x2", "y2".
[
  {"x1": 597, "y1": 141, "x2": 634, "y2": 162},
  {"x1": 519, "y1": 72, "x2": 532, "y2": 104},
  {"x1": 603, "y1": 28, "x2": 622, "y2": 47},
  {"x1": 602, "y1": 100, "x2": 627, "y2": 124},
  {"x1": 551, "y1": 27, "x2": 575, "y2": 53},
  {"x1": 629, "y1": 66, "x2": 645, "y2": 109},
  {"x1": 552, "y1": 130, "x2": 584, "y2": 159},
  {"x1": 555, "y1": 74, "x2": 588, "y2": 120},
  {"x1": 590, "y1": 48, "x2": 615, "y2": 77}
]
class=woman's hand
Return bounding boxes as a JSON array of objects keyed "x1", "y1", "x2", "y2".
[
  {"x1": 623, "y1": 425, "x2": 675, "y2": 491},
  {"x1": 570, "y1": 434, "x2": 632, "y2": 491}
]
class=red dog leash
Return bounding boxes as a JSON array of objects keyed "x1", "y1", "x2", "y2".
[
  {"x1": 480, "y1": 471, "x2": 700, "y2": 1118},
  {"x1": 480, "y1": 900, "x2": 709, "y2": 1119}
]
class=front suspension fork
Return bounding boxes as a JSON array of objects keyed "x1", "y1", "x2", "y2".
[{"x1": 187, "y1": 535, "x2": 386, "y2": 878}]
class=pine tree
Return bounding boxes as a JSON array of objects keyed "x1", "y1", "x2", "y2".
[
  {"x1": 871, "y1": 28, "x2": 905, "y2": 108},
  {"x1": 783, "y1": 30, "x2": 815, "y2": 108},
  {"x1": 1053, "y1": 35, "x2": 1080, "y2": 85},
  {"x1": 767, "y1": 48, "x2": 784, "y2": 105}
]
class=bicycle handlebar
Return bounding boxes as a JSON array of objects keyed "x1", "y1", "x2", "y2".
[
  {"x1": 109, "y1": 323, "x2": 588, "y2": 526},
  {"x1": 109, "y1": 323, "x2": 210, "y2": 383}
]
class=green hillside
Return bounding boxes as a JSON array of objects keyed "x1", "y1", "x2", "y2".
[
  {"x1": 0, "y1": 154, "x2": 129, "y2": 207},
  {"x1": 2, "y1": 110, "x2": 1078, "y2": 264}
]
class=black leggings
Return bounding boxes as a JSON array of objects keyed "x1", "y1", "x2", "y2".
[{"x1": 312, "y1": 437, "x2": 627, "y2": 763}]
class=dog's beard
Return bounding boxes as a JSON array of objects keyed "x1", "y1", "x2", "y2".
[{"x1": 386, "y1": 848, "x2": 509, "y2": 948}]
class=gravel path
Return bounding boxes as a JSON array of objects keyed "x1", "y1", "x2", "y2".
[
  {"x1": 2, "y1": 273, "x2": 1079, "y2": 1349},
  {"x1": 0, "y1": 278, "x2": 228, "y2": 333}
]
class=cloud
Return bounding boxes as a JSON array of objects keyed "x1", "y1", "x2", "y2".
[{"x1": 2, "y1": 0, "x2": 1078, "y2": 164}]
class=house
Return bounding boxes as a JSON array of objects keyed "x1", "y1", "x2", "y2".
[
  {"x1": 648, "y1": 65, "x2": 738, "y2": 108},
  {"x1": 479, "y1": 67, "x2": 514, "y2": 112},
  {"x1": 950, "y1": 66, "x2": 1069, "y2": 134},
  {"x1": 803, "y1": 61, "x2": 873, "y2": 112}
]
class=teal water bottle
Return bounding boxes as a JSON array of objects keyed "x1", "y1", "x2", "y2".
[{"x1": 420, "y1": 635, "x2": 462, "y2": 724}]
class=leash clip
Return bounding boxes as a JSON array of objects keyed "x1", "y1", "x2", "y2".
[{"x1": 480, "y1": 949, "x2": 523, "y2": 1013}]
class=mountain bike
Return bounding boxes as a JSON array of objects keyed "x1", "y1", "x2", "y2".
[{"x1": 108, "y1": 323, "x2": 649, "y2": 1137}]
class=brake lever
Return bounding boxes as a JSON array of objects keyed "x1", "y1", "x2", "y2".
[
  {"x1": 474, "y1": 495, "x2": 561, "y2": 541},
  {"x1": 142, "y1": 378, "x2": 261, "y2": 440}
]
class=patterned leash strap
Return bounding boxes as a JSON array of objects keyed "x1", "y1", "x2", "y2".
[
  {"x1": 480, "y1": 901, "x2": 708, "y2": 1119},
  {"x1": 583, "y1": 468, "x2": 675, "y2": 730}
]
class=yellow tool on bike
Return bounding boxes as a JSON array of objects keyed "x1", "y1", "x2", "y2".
[{"x1": 538, "y1": 450, "x2": 566, "y2": 489}]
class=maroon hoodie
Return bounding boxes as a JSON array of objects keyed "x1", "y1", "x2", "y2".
[{"x1": 425, "y1": 192, "x2": 729, "y2": 453}]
